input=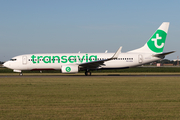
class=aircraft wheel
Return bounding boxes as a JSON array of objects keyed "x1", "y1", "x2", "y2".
[
  {"x1": 19, "y1": 73, "x2": 23, "y2": 76},
  {"x1": 85, "y1": 71, "x2": 91, "y2": 76}
]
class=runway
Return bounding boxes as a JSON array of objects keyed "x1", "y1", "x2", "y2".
[{"x1": 1, "y1": 74, "x2": 180, "y2": 78}]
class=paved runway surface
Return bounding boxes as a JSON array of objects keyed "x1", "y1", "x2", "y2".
[{"x1": 1, "y1": 74, "x2": 180, "y2": 78}]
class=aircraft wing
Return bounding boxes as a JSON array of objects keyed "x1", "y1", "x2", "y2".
[{"x1": 78, "y1": 46, "x2": 122, "y2": 69}]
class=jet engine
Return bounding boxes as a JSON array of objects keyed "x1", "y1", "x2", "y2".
[{"x1": 61, "y1": 64, "x2": 79, "y2": 73}]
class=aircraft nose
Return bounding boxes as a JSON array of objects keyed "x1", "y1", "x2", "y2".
[{"x1": 3, "y1": 61, "x2": 10, "y2": 68}]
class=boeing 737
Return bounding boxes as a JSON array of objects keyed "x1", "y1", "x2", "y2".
[{"x1": 3, "y1": 22, "x2": 175, "y2": 75}]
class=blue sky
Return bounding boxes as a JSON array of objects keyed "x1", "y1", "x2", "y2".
[{"x1": 0, "y1": 0, "x2": 180, "y2": 61}]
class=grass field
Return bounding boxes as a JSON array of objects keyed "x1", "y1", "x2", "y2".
[{"x1": 0, "y1": 76, "x2": 180, "y2": 119}]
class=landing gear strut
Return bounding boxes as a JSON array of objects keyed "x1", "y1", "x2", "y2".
[{"x1": 85, "y1": 71, "x2": 91, "y2": 76}]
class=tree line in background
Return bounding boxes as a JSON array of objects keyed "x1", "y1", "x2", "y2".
[{"x1": 153, "y1": 59, "x2": 179, "y2": 66}]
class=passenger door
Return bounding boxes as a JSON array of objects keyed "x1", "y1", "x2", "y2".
[
  {"x1": 22, "y1": 56, "x2": 27, "y2": 65},
  {"x1": 138, "y1": 54, "x2": 143, "y2": 64}
]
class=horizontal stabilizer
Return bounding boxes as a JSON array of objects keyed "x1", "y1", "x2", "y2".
[{"x1": 153, "y1": 51, "x2": 175, "y2": 57}]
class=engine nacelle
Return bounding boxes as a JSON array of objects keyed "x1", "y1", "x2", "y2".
[{"x1": 61, "y1": 65, "x2": 79, "y2": 73}]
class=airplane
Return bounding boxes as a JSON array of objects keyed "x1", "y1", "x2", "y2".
[{"x1": 3, "y1": 22, "x2": 175, "y2": 76}]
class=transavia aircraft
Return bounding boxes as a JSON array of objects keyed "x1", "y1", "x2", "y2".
[{"x1": 3, "y1": 22, "x2": 175, "y2": 76}]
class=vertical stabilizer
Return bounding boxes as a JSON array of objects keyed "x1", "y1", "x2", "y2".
[{"x1": 128, "y1": 22, "x2": 169, "y2": 53}]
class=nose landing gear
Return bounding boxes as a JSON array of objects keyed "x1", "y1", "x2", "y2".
[{"x1": 19, "y1": 73, "x2": 23, "y2": 76}]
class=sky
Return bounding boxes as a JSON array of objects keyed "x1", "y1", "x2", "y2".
[{"x1": 0, "y1": 0, "x2": 180, "y2": 61}]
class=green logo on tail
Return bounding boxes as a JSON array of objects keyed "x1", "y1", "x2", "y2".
[{"x1": 147, "y1": 30, "x2": 167, "y2": 53}]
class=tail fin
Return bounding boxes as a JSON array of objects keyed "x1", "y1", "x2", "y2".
[{"x1": 128, "y1": 22, "x2": 169, "y2": 53}]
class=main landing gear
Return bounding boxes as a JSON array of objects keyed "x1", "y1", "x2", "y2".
[{"x1": 85, "y1": 71, "x2": 91, "y2": 76}]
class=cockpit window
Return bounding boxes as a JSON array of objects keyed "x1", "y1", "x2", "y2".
[{"x1": 10, "y1": 59, "x2": 17, "y2": 61}]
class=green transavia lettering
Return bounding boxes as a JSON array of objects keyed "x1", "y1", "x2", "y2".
[{"x1": 31, "y1": 54, "x2": 97, "y2": 64}]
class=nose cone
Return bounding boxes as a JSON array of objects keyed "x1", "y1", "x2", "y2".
[{"x1": 3, "y1": 61, "x2": 10, "y2": 68}]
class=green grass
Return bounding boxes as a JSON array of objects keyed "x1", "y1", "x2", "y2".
[{"x1": 0, "y1": 77, "x2": 180, "y2": 119}]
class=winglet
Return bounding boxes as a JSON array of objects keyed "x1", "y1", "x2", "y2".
[{"x1": 112, "y1": 46, "x2": 122, "y2": 59}]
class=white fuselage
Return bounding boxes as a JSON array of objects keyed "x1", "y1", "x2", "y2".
[{"x1": 3, "y1": 52, "x2": 160, "y2": 71}]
